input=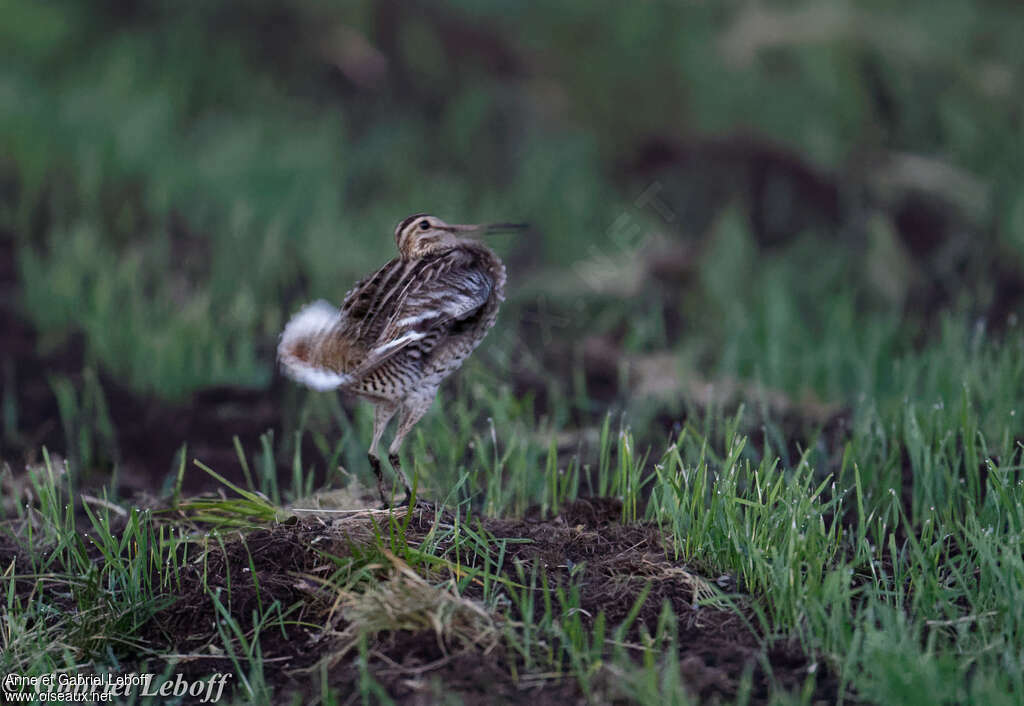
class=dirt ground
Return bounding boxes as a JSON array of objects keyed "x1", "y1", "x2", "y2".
[
  {"x1": 0, "y1": 498, "x2": 843, "y2": 704},
  {"x1": 123, "y1": 498, "x2": 838, "y2": 704}
]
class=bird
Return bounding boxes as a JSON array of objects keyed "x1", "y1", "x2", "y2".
[{"x1": 277, "y1": 214, "x2": 525, "y2": 506}]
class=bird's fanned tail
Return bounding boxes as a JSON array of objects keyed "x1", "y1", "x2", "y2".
[{"x1": 277, "y1": 300, "x2": 354, "y2": 390}]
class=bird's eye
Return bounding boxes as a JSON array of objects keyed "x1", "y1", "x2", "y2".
[{"x1": 418, "y1": 220, "x2": 430, "y2": 230}]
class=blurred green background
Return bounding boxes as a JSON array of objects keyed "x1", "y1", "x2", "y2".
[
  {"x1": 2, "y1": 0, "x2": 1023, "y2": 487},
  {"x1": 5, "y1": 5, "x2": 1024, "y2": 701}
]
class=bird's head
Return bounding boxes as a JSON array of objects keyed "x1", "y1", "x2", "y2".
[{"x1": 394, "y1": 214, "x2": 526, "y2": 259}]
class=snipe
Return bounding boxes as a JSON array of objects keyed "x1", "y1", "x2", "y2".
[{"x1": 278, "y1": 214, "x2": 524, "y2": 505}]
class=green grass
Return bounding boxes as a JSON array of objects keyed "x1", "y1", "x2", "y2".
[{"x1": 3, "y1": 322, "x2": 1022, "y2": 702}]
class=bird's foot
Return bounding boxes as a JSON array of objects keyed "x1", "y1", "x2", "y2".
[
  {"x1": 376, "y1": 492, "x2": 432, "y2": 512},
  {"x1": 371, "y1": 452, "x2": 432, "y2": 511},
  {"x1": 403, "y1": 492, "x2": 436, "y2": 514},
  {"x1": 389, "y1": 453, "x2": 423, "y2": 508}
]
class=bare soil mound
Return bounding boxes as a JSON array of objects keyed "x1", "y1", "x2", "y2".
[{"x1": 135, "y1": 498, "x2": 839, "y2": 704}]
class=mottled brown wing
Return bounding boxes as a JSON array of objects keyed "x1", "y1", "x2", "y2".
[
  {"x1": 349, "y1": 251, "x2": 493, "y2": 378},
  {"x1": 338, "y1": 257, "x2": 406, "y2": 341}
]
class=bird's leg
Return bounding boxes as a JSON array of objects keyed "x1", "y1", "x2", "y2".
[
  {"x1": 368, "y1": 403, "x2": 397, "y2": 506},
  {"x1": 388, "y1": 452, "x2": 410, "y2": 506},
  {"x1": 388, "y1": 399, "x2": 432, "y2": 506}
]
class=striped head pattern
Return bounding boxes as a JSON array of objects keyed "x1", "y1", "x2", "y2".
[
  {"x1": 394, "y1": 214, "x2": 528, "y2": 259},
  {"x1": 394, "y1": 214, "x2": 456, "y2": 259}
]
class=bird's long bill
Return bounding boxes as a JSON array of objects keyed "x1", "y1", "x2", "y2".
[{"x1": 450, "y1": 222, "x2": 528, "y2": 235}]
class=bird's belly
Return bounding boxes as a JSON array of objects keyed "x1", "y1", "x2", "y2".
[
  {"x1": 346, "y1": 360, "x2": 418, "y2": 401},
  {"x1": 352, "y1": 341, "x2": 482, "y2": 401}
]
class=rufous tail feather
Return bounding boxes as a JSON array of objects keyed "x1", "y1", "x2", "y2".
[{"x1": 277, "y1": 300, "x2": 354, "y2": 390}]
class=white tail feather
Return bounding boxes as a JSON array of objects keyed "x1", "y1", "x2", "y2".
[{"x1": 277, "y1": 300, "x2": 351, "y2": 390}]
